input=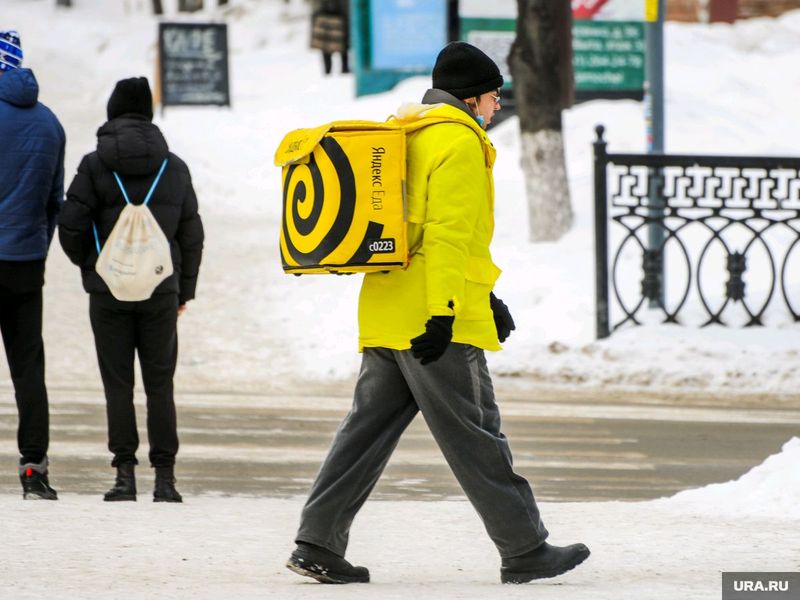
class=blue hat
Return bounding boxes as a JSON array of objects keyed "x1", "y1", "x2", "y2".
[{"x1": 0, "y1": 30, "x2": 23, "y2": 72}]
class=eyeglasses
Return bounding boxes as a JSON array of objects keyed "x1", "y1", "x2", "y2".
[{"x1": 488, "y1": 93, "x2": 501, "y2": 106}]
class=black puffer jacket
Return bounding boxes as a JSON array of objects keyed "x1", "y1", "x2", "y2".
[{"x1": 59, "y1": 115, "x2": 204, "y2": 304}]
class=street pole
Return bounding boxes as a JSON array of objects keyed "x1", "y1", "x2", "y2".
[{"x1": 645, "y1": 0, "x2": 665, "y2": 308}]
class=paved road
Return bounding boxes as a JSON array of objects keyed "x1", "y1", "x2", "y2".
[{"x1": 1, "y1": 385, "x2": 798, "y2": 501}]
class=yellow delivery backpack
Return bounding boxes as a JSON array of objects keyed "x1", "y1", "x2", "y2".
[{"x1": 274, "y1": 120, "x2": 409, "y2": 274}]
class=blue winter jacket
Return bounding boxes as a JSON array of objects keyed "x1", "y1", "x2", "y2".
[{"x1": 0, "y1": 68, "x2": 65, "y2": 261}]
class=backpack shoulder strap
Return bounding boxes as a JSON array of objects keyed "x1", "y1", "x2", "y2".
[
  {"x1": 112, "y1": 172, "x2": 132, "y2": 205},
  {"x1": 142, "y1": 158, "x2": 169, "y2": 206},
  {"x1": 95, "y1": 158, "x2": 169, "y2": 252},
  {"x1": 111, "y1": 158, "x2": 169, "y2": 206}
]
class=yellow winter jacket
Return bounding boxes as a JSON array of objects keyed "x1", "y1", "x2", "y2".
[{"x1": 358, "y1": 102, "x2": 502, "y2": 352}]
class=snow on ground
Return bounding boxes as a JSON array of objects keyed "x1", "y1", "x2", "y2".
[
  {"x1": 2, "y1": 0, "x2": 800, "y2": 395},
  {"x1": 1, "y1": 439, "x2": 798, "y2": 600},
  {"x1": 662, "y1": 436, "x2": 800, "y2": 519},
  {"x1": 1, "y1": 3, "x2": 799, "y2": 598}
]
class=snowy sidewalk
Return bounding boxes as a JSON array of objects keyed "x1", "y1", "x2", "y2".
[
  {"x1": 2, "y1": 493, "x2": 797, "y2": 600},
  {"x1": 7, "y1": 438, "x2": 799, "y2": 599}
]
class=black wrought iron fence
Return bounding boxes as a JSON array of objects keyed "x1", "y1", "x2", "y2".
[{"x1": 594, "y1": 125, "x2": 800, "y2": 339}]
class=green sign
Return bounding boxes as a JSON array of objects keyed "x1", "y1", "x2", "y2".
[
  {"x1": 460, "y1": 17, "x2": 645, "y2": 95},
  {"x1": 573, "y1": 21, "x2": 644, "y2": 91}
]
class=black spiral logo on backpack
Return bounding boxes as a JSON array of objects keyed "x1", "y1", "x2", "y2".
[{"x1": 282, "y1": 137, "x2": 384, "y2": 267}]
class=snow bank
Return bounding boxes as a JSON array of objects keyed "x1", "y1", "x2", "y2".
[{"x1": 663, "y1": 437, "x2": 800, "y2": 518}]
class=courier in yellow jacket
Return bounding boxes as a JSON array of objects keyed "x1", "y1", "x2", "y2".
[
  {"x1": 358, "y1": 99, "x2": 502, "y2": 351},
  {"x1": 288, "y1": 42, "x2": 590, "y2": 586}
]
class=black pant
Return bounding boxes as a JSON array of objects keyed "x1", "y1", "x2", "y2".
[
  {"x1": 322, "y1": 51, "x2": 349, "y2": 75},
  {"x1": 89, "y1": 293, "x2": 179, "y2": 468},
  {"x1": 0, "y1": 286, "x2": 49, "y2": 465}
]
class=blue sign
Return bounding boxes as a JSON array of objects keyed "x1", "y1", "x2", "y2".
[{"x1": 370, "y1": 0, "x2": 447, "y2": 70}]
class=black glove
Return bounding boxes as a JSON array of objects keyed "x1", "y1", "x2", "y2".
[
  {"x1": 410, "y1": 315, "x2": 455, "y2": 365},
  {"x1": 490, "y1": 292, "x2": 516, "y2": 343}
]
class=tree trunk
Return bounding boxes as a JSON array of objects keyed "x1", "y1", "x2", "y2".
[
  {"x1": 219, "y1": 0, "x2": 229, "y2": 5},
  {"x1": 508, "y1": 0, "x2": 574, "y2": 242},
  {"x1": 152, "y1": 0, "x2": 164, "y2": 14},
  {"x1": 55, "y1": 0, "x2": 72, "y2": 6}
]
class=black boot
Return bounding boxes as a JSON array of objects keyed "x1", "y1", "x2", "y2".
[
  {"x1": 104, "y1": 463, "x2": 137, "y2": 501},
  {"x1": 19, "y1": 460, "x2": 58, "y2": 500},
  {"x1": 153, "y1": 466, "x2": 182, "y2": 503},
  {"x1": 286, "y1": 542, "x2": 370, "y2": 584},
  {"x1": 501, "y1": 542, "x2": 590, "y2": 583},
  {"x1": 322, "y1": 51, "x2": 333, "y2": 75}
]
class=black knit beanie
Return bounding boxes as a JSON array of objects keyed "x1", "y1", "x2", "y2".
[
  {"x1": 106, "y1": 77, "x2": 154, "y2": 121},
  {"x1": 432, "y1": 42, "x2": 504, "y2": 100}
]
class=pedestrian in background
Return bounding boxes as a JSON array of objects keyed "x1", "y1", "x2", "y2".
[
  {"x1": 58, "y1": 77, "x2": 204, "y2": 503},
  {"x1": 286, "y1": 42, "x2": 590, "y2": 585},
  {"x1": 310, "y1": 0, "x2": 350, "y2": 75},
  {"x1": 0, "y1": 29, "x2": 65, "y2": 501}
]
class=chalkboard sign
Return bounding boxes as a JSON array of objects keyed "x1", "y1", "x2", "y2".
[{"x1": 158, "y1": 22, "x2": 230, "y2": 107}]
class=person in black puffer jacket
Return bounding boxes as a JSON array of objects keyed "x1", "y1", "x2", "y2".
[{"x1": 58, "y1": 77, "x2": 204, "y2": 503}]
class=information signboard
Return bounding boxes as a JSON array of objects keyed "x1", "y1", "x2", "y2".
[
  {"x1": 354, "y1": 0, "x2": 449, "y2": 96},
  {"x1": 460, "y1": 0, "x2": 647, "y2": 99},
  {"x1": 572, "y1": 20, "x2": 645, "y2": 92},
  {"x1": 370, "y1": 0, "x2": 447, "y2": 70},
  {"x1": 158, "y1": 22, "x2": 230, "y2": 107}
]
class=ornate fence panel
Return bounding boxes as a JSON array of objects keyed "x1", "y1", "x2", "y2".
[{"x1": 594, "y1": 126, "x2": 800, "y2": 338}]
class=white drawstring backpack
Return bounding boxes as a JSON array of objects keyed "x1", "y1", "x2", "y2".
[{"x1": 93, "y1": 158, "x2": 173, "y2": 301}]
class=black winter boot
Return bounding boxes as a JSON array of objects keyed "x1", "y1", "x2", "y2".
[
  {"x1": 286, "y1": 542, "x2": 370, "y2": 584},
  {"x1": 104, "y1": 463, "x2": 137, "y2": 501},
  {"x1": 153, "y1": 466, "x2": 182, "y2": 503},
  {"x1": 19, "y1": 460, "x2": 58, "y2": 500},
  {"x1": 501, "y1": 541, "x2": 590, "y2": 583}
]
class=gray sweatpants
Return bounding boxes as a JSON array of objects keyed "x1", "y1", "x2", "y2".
[{"x1": 296, "y1": 344, "x2": 549, "y2": 558}]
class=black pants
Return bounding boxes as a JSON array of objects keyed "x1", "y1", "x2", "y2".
[
  {"x1": 0, "y1": 286, "x2": 49, "y2": 465},
  {"x1": 89, "y1": 293, "x2": 179, "y2": 468},
  {"x1": 322, "y1": 51, "x2": 349, "y2": 75}
]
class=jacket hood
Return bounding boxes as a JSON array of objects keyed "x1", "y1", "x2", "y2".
[
  {"x1": 421, "y1": 88, "x2": 477, "y2": 119},
  {"x1": 392, "y1": 90, "x2": 496, "y2": 169},
  {"x1": 393, "y1": 89, "x2": 488, "y2": 141},
  {"x1": 96, "y1": 115, "x2": 169, "y2": 176},
  {"x1": 394, "y1": 88, "x2": 481, "y2": 127},
  {"x1": 0, "y1": 68, "x2": 39, "y2": 108}
]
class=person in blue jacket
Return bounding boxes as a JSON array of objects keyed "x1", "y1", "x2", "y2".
[{"x1": 0, "y1": 30, "x2": 65, "y2": 500}]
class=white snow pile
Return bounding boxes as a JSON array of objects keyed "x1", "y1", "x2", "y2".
[{"x1": 662, "y1": 436, "x2": 800, "y2": 518}]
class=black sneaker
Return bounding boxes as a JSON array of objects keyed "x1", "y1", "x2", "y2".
[
  {"x1": 501, "y1": 542, "x2": 590, "y2": 584},
  {"x1": 20, "y1": 467, "x2": 58, "y2": 500},
  {"x1": 286, "y1": 542, "x2": 370, "y2": 584}
]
